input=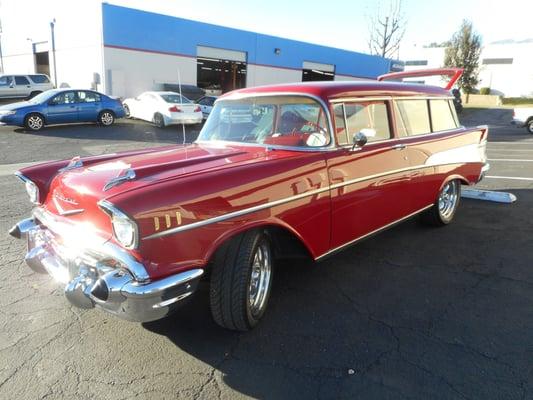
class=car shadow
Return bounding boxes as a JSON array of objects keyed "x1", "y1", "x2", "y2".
[{"x1": 12, "y1": 120, "x2": 202, "y2": 144}]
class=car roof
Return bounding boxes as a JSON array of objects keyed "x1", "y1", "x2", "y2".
[
  {"x1": 144, "y1": 91, "x2": 187, "y2": 96},
  {"x1": 222, "y1": 80, "x2": 450, "y2": 101}
]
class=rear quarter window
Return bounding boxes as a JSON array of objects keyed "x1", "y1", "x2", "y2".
[
  {"x1": 430, "y1": 99, "x2": 458, "y2": 132},
  {"x1": 395, "y1": 99, "x2": 431, "y2": 136},
  {"x1": 29, "y1": 75, "x2": 50, "y2": 84}
]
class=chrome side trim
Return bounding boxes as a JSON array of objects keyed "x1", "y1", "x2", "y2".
[
  {"x1": 315, "y1": 204, "x2": 434, "y2": 261},
  {"x1": 144, "y1": 185, "x2": 331, "y2": 240},
  {"x1": 330, "y1": 96, "x2": 454, "y2": 103},
  {"x1": 143, "y1": 160, "x2": 482, "y2": 240}
]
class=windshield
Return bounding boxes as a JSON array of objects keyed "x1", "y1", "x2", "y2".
[
  {"x1": 197, "y1": 95, "x2": 330, "y2": 148},
  {"x1": 160, "y1": 94, "x2": 191, "y2": 104},
  {"x1": 29, "y1": 90, "x2": 58, "y2": 103}
]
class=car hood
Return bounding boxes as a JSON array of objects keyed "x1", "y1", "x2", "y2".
[
  {"x1": 0, "y1": 101, "x2": 34, "y2": 111},
  {"x1": 43, "y1": 143, "x2": 268, "y2": 229}
]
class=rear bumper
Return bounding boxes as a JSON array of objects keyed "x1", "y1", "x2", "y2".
[
  {"x1": 9, "y1": 215, "x2": 203, "y2": 322},
  {"x1": 165, "y1": 113, "x2": 203, "y2": 125},
  {"x1": 477, "y1": 162, "x2": 490, "y2": 183}
]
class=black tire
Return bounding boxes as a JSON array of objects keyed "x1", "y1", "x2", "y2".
[
  {"x1": 421, "y1": 179, "x2": 461, "y2": 226},
  {"x1": 24, "y1": 113, "x2": 45, "y2": 131},
  {"x1": 209, "y1": 230, "x2": 274, "y2": 331},
  {"x1": 98, "y1": 110, "x2": 115, "y2": 126},
  {"x1": 526, "y1": 120, "x2": 533, "y2": 134},
  {"x1": 153, "y1": 113, "x2": 165, "y2": 128},
  {"x1": 27, "y1": 91, "x2": 42, "y2": 100},
  {"x1": 123, "y1": 104, "x2": 130, "y2": 118}
]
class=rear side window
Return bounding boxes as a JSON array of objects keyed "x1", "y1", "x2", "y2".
[
  {"x1": 78, "y1": 91, "x2": 101, "y2": 103},
  {"x1": 430, "y1": 99, "x2": 457, "y2": 132},
  {"x1": 344, "y1": 101, "x2": 391, "y2": 143},
  {"x1": 15, "y1": 76, "x2": 30, "y2": 85},
  {"x1": 395, "y1": 100, "x2": 430, "y2": 136},
  {"x1": 29, "y1": 75, "x2": 50, "y2": 84}
]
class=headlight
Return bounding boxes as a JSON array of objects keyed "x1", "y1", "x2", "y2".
[
  {"x1": 98, "y1": 200, "x2": 138, "y2": 249},
  {"x1": 25, "y1": 180, "x2": 40, "y2": 204}
]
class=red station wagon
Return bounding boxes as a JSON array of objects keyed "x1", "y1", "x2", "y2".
[{"x1": 9, "y1": 69, "x2": 489, "y2": 331}]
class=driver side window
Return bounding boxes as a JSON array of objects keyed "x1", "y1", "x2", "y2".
[{"x1": 344, "y1": 101, "x2": 391, "y2": 143}]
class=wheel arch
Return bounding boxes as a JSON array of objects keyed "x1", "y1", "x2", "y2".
[
  {"x1": 24, "y1": 111, "x2": 47, "y2": 125},
  {"x1": 203, "y1": 219, "x2": 315, "y2": 269},
  {"x1": 439, "y1": 174, "x2": 469, "y2": 191}
]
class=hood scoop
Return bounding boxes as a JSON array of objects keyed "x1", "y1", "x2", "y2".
[{"x1": 103, "y1": 168, "x2": 136, "y2": 191}]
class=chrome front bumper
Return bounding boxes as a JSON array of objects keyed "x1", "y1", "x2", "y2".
[{"x1": 9, "y1": 215, "x2": 203, "y2": 322}]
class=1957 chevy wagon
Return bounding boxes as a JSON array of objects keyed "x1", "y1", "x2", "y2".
[{"x1": 9, "y1": 69, "x2": 489, "y2": 331}]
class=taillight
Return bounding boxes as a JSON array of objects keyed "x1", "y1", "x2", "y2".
[
  {"x1": 169, "y1": 106, "x2": 181, "y2": 112},
  {"x1": 194, "y1": 106, "x2": 201, "y2": 112}
]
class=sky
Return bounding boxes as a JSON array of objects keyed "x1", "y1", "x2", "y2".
[
  {"x1": 1, "y1": 0, "x2": 532, "y2": 55},
  {"x1": 108, "y1": 0, "x2": 533, "y2": 52}
]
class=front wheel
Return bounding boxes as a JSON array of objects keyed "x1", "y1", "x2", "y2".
[
  {"x1": 24, "y1": 113, "x2": 45, "y2": 131},
  {"x1": 421, "y1": 179, "x2": 461, "y2": 226},
  {"x1": 527, "y1": 120, "x2": 533, "y2": 134},
  {"x1": 98, "y1": 110, "x2": 115, "y2": 126},
  {"x1": 209, "y1": 230, "x2": 274, "y2": 331}
]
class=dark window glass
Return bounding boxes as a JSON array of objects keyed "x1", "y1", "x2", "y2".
[
  {"x1": 49, "y1": 92, "x2": 77, "y2": 105},
  {"x1": 395, "y1": 100, "x2": 431, "y2": 136},
  {"x1": 15, "y1": 76, "x2": 30, "y2": 85},
  {"x1": 29, "y1": 74, "x2": 50, "y2": 84},
  {"x1": 404, "y1": 60, "x2": 428, "y2": 66},
  {"x1": 78, "y1": 91, "x2": 101, "y2": 103},
  {"x1": 0, "y1": 76, "x2": 12, "y2": 86},
  {"x1": 160, "y1": 94, "x2": 191, "y2": 104},
  {"x1": 429, "y1": 100, "x2": 457, "y2": 132},
  {"x1": 344, "y1": 101, "x2": 391, "y2": 142}
]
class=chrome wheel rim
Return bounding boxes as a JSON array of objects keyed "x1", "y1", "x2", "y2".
[
  {"x1": 28, "y1": 115, "x2": 43, "y2": 130},
  {"x1": 154, "y1": 115, "x2": 163, "y2": 127},
  {"x1": 438, "y1": 181, "x2": 459, "y2": 219},
  {"x1": 248, "y1": 241, "x2": 272, "y2": 318},
  {"x1": 101, "y1": 112, "x2": 113, "y2": 125}
]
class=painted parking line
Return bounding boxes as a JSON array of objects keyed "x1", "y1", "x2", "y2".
[{"x1": 485, "y1": 175, "x2": 533, "y2": 181}]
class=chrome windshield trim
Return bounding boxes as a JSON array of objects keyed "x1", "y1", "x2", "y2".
[{"x1": 199, "y1": 92, "x2": 336, "y2": 151}]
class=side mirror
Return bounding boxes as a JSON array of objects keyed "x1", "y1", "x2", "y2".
[{"x1": 351, "y1": 128, "x2": 376, "y2": 151}]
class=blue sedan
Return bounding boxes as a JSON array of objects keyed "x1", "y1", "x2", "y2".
[{"x1": 0, "y1": 89, "x2": 125, "y2": 131}]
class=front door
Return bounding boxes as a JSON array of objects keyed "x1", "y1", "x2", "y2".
[
  {"x1": 13, "y1": 76, "x2": 31, "y2": 97},
  {"x1": 46, "y1": 91, "x2": 79, "y2": 124},
  {"x1": 326, "y1": 100, "x2": 412, "y2": 251}
]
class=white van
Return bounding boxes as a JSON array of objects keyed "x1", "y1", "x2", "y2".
[{"x1": 0, "y1": 74, "x2": 55, "y2": 100}]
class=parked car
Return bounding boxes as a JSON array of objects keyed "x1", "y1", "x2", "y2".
[
  {"x1": 512, "y1": 107, "x2": 533, "y2": 133},
  {"x1": 0, "y1": 89, "x2": 125, "y2": 131},
  {"x1": 123, "y1": 91, "x2": 203, "y2": 128},
  {"x1": 196, "y1": 95, "x2": 218, "y2": 119},
  {"x1": 0, "y1": 74, "x2": 54, "y2": 99},
  {"x1": 9, "y1": 73, "x2": 489, "y2": 331}
]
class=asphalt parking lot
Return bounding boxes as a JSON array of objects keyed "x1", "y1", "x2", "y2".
[{"x1": 0, "y1": 109, "x2": 532, "y2": 399}]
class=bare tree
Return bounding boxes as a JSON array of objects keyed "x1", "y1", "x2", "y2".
[{"x1": 367, "y1": 0, "x2": 407, "y2": 58}]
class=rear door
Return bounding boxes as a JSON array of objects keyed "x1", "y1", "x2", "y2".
[
  {"x1": 46, "y1": 91, "x2": 79, "y2": 124},
  {"x1": 76, "y1": 91, "x2": 101, "y2": 122},
  {"x1": 326, "y1": 99, "x2": 412, "y2": 251}
]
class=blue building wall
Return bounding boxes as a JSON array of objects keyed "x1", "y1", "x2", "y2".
[{"x1": 102, "y1": 4, "x2": 391, "y2": 79}]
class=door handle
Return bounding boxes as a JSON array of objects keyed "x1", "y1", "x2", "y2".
[{"x1": 391, "y1": 143, "x2": 406, "y2": 150}]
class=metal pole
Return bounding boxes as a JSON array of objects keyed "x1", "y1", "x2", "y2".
[
  {"x1": 177, "y1": 68, "x2": 186, "y2": 144},
  {"x1": 50, "y1": 19, "x2": 57, "y2": 87},
  {"x1": 0, "y1": 35, "x2": 4, "y2": 74}
]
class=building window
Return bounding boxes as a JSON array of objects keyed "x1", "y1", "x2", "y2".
[
  {"x1": 302, "y1": 69, "x2": 334, "y2": 82},
  {"x1": 404, "y1": 60, "x2": 428, "y2": 66},
  {"x1": 482, "y1": 58, "x2": 513, "y2": 65}
]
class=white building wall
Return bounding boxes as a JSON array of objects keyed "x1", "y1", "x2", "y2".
[
  {"x1": 0, "y1": 0, "x2": 103, "y2": 90},
  {"x1": 103, "y1": 47, "x2": 197, "y2": 98},
  {"x1": 400, "y1": 43, "x2": 533, "y2": 97},
  {"x1": 246, "y1": 64, "x2": 301, "y2": 87}
]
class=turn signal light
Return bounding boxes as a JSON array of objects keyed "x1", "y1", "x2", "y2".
[{"x1": 169, "y1": 106, "x2": 182, "y2": 112}]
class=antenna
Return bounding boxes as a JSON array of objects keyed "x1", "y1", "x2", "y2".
[{"x1": 177, "y1": 68, "x2": 186, "y2": 145}]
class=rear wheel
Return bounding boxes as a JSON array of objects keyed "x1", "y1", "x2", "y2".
[
  {"x1": 24, "y1": 113, "x2": 45, "y2": 131},
  {"x1": 527, "y1": 120, "x2": 533, "y2": 134},
  {"x1": 98, "y1": 110, "x2": 115, "y2": 126},
  {"x1": 421, "y1": 179, "x2": 461, "y2": 226},
  {"x1": 209, "y1": 230, "x2": 274, "y2": 331},
  {"x1": 153, "y1": 113, "x2": 165, "y2": 128}
]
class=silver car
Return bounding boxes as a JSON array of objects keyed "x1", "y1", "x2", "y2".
[{"x1": 0, "y1": 74, "x2": 55, "y2": 100}]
